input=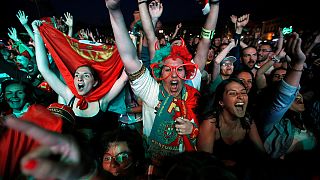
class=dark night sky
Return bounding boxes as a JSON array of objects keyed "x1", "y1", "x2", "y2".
[{"x1": 0, "y1": 0, "x2": 318, "y2": 39}]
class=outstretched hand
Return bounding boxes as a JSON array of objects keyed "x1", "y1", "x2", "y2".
[
  {"x1": 4, "y1": 115, "x2": 85, "y2": 179},
  {"x1": 105, "y1": 0, "x2": 121, "y2": 10},
  {"x1": 16, "y1": 10, "x2": 28, "y2": 26},
  {"x1": 176, "y1": 23, "x2": 182, "y2": 30},
  {"x1": 63, "y1": 12, "x2": 73, "y2": 27},
  {"x1": 7, "y1": 27, "x2": 19, "y2": 42},
  {"x1": 149, "y1": 1, "x2": 163, "y2": 20},
  {"x1": 285, "y1": 32, "x2": 306, "y2": 64}
]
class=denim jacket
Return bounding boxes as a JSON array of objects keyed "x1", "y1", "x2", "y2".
[{"x1": 262, "y1": 80, "x2": 300, "y2": 159}]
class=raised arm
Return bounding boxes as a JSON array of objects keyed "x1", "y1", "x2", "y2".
[
  {"x1": 32, "y1": 20, "x2": 73, "y2": 102},
  {"x1": 171, "y1": 22, "x2": 182, "y2": 40},
  {"x1": 193, "y1": 0, "x2": 220, "y2": 72},
  {"x1": 263, "y1": 33, "x2": 305, "y2": 133},
  {"x1": 230, "y1": 14, "x2": 250, "y2": 60},
  {"x1": 106, "y1": 0, "x2": 141, "y2": 73},
  {"x1": 8, "y1": 27, "x2": 34, "y2": 58},
  {"x1": 284, "y1": 32, "x2": 306, "y2": 87},
  {"x1": 231, "y1": 14, "x2": 250, "y2": 35},
  {"x1": 138, "y1": 0, "x2": 163, "y2": 59},
  {"x1": 100, "y1": 69, "x2": 128, "y2": 111},
  {"x1": 16, "y1": 10, "x2": 35, "y2": 40},
  {"x1": 214, "y1": 39, "x2": 236, "y2": 64},
  {"x1": 275, "y1": 28, "x2": 284, "y2": 55},
  {"x1": 255, "y1": 48, "x2": 285, "y2": 89},
  {"x1": 62, "y1": 12, "x2": 73, "y2": 37}
]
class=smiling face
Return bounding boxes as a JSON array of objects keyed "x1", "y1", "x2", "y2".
[
  {"x1": 220, "y1": 81, "x2": 248, "y2": 118},
  {"x1": 161, "y1": 58, "x2": 185, "y2": 97},
  {"x1": 74, "y1": 66, "x2": 98, "y2": 96},
  {"x1": 102, "y1": 141, "x2": 133, "y2": 177},
  {"x1": 5, "y1": 83, "x2": 27, "y2": 112}
]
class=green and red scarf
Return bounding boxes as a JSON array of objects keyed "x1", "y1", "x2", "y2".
[{"x1": 148, "y1": 83, "x2": 200, "y2": 165}]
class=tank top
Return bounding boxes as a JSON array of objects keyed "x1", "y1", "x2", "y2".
[
  {"x1": 213, "y1": 126, "x2": 252, "y2": 162},
  {"x1": 68, "y1": 96, "x2": 118, "y2": 132}
]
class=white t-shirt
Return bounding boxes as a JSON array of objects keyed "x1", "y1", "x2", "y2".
[{"x1": 130, "y1": 65, "x2": 201, "y2": 137}]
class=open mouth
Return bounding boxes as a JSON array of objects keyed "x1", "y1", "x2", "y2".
[
  {"x1": 78, "y1": 84, "x2": 84, "y2": 90},
  {"x1": 235, "y1": 102, "x2": 245, "y2": 111},
  {"x1": 27, "y1": 64, "x2": 34, "y2": 73},
  {"x1": 171, "y1": 81, "x2": 178, "y2": 87}
]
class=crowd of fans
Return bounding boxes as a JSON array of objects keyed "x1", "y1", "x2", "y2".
[{"x1": 1, "y1": 0, "x2": 320, "y2": 179}]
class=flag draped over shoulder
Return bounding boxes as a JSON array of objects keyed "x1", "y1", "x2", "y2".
[{"x1": 39, "y1": 23, "x2": 123, "y2": 109}]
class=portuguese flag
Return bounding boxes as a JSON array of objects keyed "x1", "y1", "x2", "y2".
[{"x1": 39, "y1": 23, "x2": 123, "y2": 109}]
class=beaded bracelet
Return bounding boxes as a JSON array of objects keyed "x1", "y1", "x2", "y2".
[
  {"x1": 127, "y1": 65, "x2": 146, "y2": 81},
  {"x1": 201, "y1": 27, "x2": 215, "y2": 40}
]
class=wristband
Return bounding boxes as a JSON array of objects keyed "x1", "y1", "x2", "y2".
[
  {"x1": 209, "y1": 0, "x2": 220, "y2": 4},
  {"x1": 201, "y1": 27, "x2": 215, "y2": 40},
  {"x1": 138, "y1": 0, "x2": 147, "y2": 5},
  {"x1": 271, "y1": 55, "x2": 280, "y2": 63}
]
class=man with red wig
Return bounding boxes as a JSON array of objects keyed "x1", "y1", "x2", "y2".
[{"x1": 105, "y1": 0, "x2": 220, "y2": 168}]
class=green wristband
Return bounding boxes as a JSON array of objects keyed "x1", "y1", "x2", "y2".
[{"x1": 201, "y1": 27, "x2": 215, "y2": 40}]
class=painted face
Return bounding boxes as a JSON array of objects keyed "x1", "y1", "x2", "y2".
[
  {"x1": 221, "y1": 81, "x2": 248, "y2": 118},
  {"x1": 220, "y1": 60, "x2": 234, "y2": 76},
  {"x1": 162, "y1": 58, "x2": 185, "y2": 97},
  {"x1": 102, "y1": 142, "x2": 133, "y2": 176},
  {"x1": 241, "y1": 47, "x2": 257, "y2": 69},
  {"x1": 257, "y1": 44, "x2": 273, "y2": 62},
  {"x1": 272, "y1": 69, "x2": 287, "y2": 82},
  {"x1": 237, "y1": 72, "x2": 253, "y2": 93},
  {"x1": 5, "y1": 83, "x2": 27, "y2": 112},
  {"x1": 74, "y1": 66, "x2": 98, "y2": 96}
]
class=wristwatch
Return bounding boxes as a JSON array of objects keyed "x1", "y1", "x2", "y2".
[{"x1": 271, "y1": 55, "x2": 281, "y2": 63}]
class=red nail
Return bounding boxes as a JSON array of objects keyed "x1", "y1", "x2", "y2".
[{"x1": 24, "y1": 159, "x2": 37, "y2": 170}]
